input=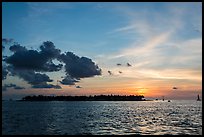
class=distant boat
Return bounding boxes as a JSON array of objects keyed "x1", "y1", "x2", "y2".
[
  {"x1": 197, "y1": 94, "x2": 201, "y2": 101},
  {"x1": 168, "y1": 100, "x2": 171, "y2": 102}
]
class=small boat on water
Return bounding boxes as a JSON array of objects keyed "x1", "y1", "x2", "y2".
[
  {"x1": 197, "y1": 94, "x2": 201, "y2": 101},
  {"x1": 168, "y1": 100, "x2": 171, "y2": 102}
]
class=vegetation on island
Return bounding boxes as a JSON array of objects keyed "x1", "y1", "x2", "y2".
[{"x1": 21, "y1": 94, "x2": 145, "y2": 101}]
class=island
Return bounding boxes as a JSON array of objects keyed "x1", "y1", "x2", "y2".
[{"x1": 20, "y1": 95, "x2": 146, "y2": 101}]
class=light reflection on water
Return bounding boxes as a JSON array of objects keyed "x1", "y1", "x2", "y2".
[{"x1": 2, "y1": 100, "x2": 202, "y2": 135}]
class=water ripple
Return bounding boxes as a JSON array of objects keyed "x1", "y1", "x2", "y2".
[{"x1": 2, "y1": 100, "x2": 202, "y2": 135}]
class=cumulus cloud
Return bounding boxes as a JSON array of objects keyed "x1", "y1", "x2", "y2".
[
  {"x1": 2, "y1": 66, "x2": 8, "y2": 80},
  {"x1": 12, "y1": 69, "x2": 52, "y2": 85},
  {"x1": 32, "y1": 83, "x2": 62, "y2": 89},
  {"x1": 2, "y1": 56, "x2": 8, "y2": 61},
  {"x1": 2, "y1": 83, "x2": 25, "y2": 91},
  {"x1": 2, "y1": 38, "x2": 14, "y2": 50},
  {"x1": 9, "y1": 44, "x2": 27, "y2": 52},
  {"x1": 58, "y1": 52, "x2": 102, "y2": 83},
  {"x1": 2, "y1": 38, "x2": 14, "y2": 44},
  {"x1": 7, "y1": 66, "x2": 55, "y2": 88},
  {"x1": 60, "y1": 76, "x2": 79, "y2": 85},
  {"x1": 4, "y1": 41, "x2": 102, "y2": 89},
  {"x1": 39, "y1": 41, "x2": 61, "y2": 59},
  {"x1": 5, "y1": 41, "x2": 62, "y2": 72}
]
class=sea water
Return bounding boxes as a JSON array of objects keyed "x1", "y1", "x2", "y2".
[{"x1": 2, "y1": 100, "x2": 202, "y2": 135}]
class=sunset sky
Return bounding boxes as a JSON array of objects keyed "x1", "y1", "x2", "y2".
[{"x1": 2, "y1": 2, "x2": 202, "y2": 100}]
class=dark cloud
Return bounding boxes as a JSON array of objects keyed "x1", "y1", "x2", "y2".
[
  {"x1": 60, "y1": 76, "x2": 79, "y2": 85},
  {"x1": 127, "y1": 63, "x2": 132, "y2": 67},
  {"x1": 58, "y1": 52, "x2": 102, "y2": 79},
  {"x1": 15, "y1": 70, "x2": 52, "y2": 85},
  {"x1": 2, "y1": 56, "x2": 8, "y2": 61},
  {"x1": 32, "y1": 83, "x2": 62, "y2": 89},
  {"x1": 4, "y1": 41, "x2": 102, "y2": 88},
  {"x1": 40, "y1": 41, "x2": 61, "y2": 59},
  {"x1": 53, "y1": 85, "x2": 62, "y2": 89},
  {"x1": 173, "y1": 87, "x2": 178, "y2": 90},
  {"x1": 4, "y1": 83, "x2": 17, "y2": 88},
  {"x1": 2, "y1": 66, "x2": 8, "y2": 80},
  {"x1": 4, "y1": 41, "x2": 65, "y2": 89},
  {"x1": 5, "y1": 41, "x2": 62, "y2": 72},
  {"x1": 108, "y1": 70, "x2": 113, "y2": 75},
  {"x1": 9, "y1": 44, "x2": 27, "y2": 52},
  {"x1": 2, "y1": 38, "x2": 14, "y2": 44},
  {"x1": 10, "y1": 68, "x2": 61, "y2": 89},
  {"x1": 7, "y1": 67, "x2": 55, "y2": 88},
  {"x1": 2, "y1": 38, "x2": 14, "y2": 51},
  {"x1": 14, "y1": 86, "x2": 25, "y2": 90},
  {"x1": 2, "y1": 83, "x2": 25, "y2": 91},
  {"x1": 76, "y1": 85, "x2": 82, "y2": 88}
]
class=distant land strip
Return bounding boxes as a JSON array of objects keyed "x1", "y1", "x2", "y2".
[{"x1": 20, "y1": 95, "x2": 148, "y2": 101}]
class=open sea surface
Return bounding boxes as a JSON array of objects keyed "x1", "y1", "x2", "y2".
[{"x1": 2, "y1": 100, "x2": 202, "y2": 135}]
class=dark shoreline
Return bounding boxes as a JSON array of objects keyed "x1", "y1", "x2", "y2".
[{"x1": 19, "y1": 95, "x2": 148, "y2": 101}]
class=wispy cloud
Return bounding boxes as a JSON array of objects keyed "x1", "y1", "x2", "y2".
[
  {"x1": 108, "y1": 31, "x2": 172, "y2": 59},
  {"x1": 97, "y1": 3, "x2": 202, "y2": 85},
  {"x1": 27, "y1": 2, "x2": 72, "y2": 17}
]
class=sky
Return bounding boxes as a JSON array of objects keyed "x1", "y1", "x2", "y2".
[{"x1": 2, "y1": 2, "x2": 202, "y2": 100}]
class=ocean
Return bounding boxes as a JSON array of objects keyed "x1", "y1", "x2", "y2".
[{"x1": 2, "y1": 100, "x2": 202, "y2": 135}]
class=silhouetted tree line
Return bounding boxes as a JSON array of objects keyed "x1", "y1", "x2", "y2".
[{"x1": 21, "y1": 95, "x2": 145, "y2": 101}]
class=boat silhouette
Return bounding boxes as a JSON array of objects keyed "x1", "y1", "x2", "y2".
[{"x1": 197, "y1": 94, "x2": 201, "y2": 101}]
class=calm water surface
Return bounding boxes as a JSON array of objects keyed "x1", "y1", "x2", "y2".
[{"x1": 2, "y1": 100, "x2": 202, "y2": 135}]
